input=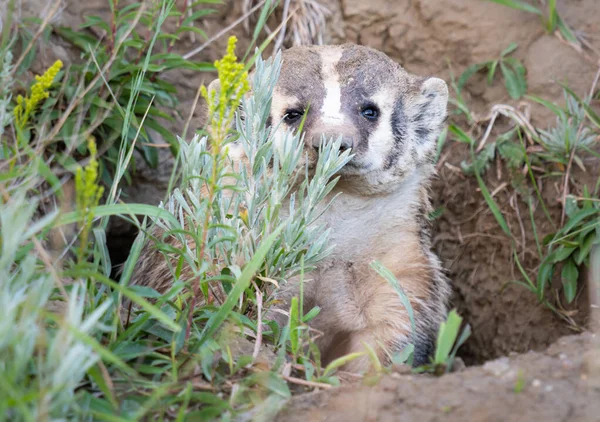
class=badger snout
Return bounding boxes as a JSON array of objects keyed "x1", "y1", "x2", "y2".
[{"x1": 309, "y1": 123, "x2": 358, "y2": 154}]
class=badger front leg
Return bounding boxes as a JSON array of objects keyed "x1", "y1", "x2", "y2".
[{"x1": 318, "y1": 273, "x2": 429, "y2": 373}]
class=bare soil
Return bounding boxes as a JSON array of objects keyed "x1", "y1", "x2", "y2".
[
  {"x1": 18, "y1": 0, "x2": 600, "y2": 419},
  {"x1": 276, "y1": 332, "x2": 600, "y2": 422}
]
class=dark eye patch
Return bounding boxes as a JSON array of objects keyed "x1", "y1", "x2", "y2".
[
  {"x1": 284, "y1": 108, "x2": 304, "y2": 124},
  {"x1": 360, "y1": 104, "x2": 379, "y2": 121}
]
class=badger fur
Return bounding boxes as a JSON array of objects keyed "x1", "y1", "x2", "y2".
[{"x1": 131, "y1": 44, "x2": 451, "y2": 372}]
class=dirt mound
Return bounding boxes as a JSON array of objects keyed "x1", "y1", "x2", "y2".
[{"x1": 276, "y1": 332, "x2": 600, "y2": 422}]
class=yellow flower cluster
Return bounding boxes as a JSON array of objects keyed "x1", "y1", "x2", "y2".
[
  {"x1": 75, "y1": 136, "x2": 104, "y2": 261},
  {"x1": 14, "y1": 60, "x2": 63, "y2": 130},
  {"x1": 201, "y1": 36, "x2": 250, "y2": 141}
]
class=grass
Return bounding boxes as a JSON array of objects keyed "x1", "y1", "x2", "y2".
[{"x1": 457, "y1": 42, "x2": 527, "y2": 100}]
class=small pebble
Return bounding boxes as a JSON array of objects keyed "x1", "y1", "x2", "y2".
[
  {"x1": 532, "y1": 379, "x2": 541, "y2": 387},
  {"x1": 452, "y1": 357, "x2": 466, "y2": 372},
  {"x1": 483, "y1": 357, "x2": 510, "y2": 377}
]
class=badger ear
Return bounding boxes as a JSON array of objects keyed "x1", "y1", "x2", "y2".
[
  {"x1": 405, "y1": 77, "x2": 448, "y2": 152},
  {"x1": 417, "y1": 77, "x2": 448, "y2": 131}
]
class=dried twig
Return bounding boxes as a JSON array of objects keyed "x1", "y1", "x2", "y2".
[
  {"x1": 476, "y1": 103, "x2": 536, "y2": 153},
  {"x1": 10, "y1": 0, "x2": 64, "y2": 77},
  {"x1": 282, "y1": 375, "x2": 332, "y2": 389},
  {"x1": 251, "y1": 280, "x2": 263, "y2": 360},
  {"x1": 273, "y1": 0, "x2": 291, "y2": 52},
  {"x1": 182, "y1": 83, "x2": 204, "y2": 141}
]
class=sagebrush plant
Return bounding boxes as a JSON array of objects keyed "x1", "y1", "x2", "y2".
[
  {"x1": 0, "y1": 50, "x2": 15, "y2": 140},
  {"x1": 0, "y1": 161, "x2": 114, "y2": 420},
  {"x1": 146, "y1": 39, "x2": 356, "y2": 384},
  {"x1": 533, "y1": 89, "x2": 598, "y2": 168}
]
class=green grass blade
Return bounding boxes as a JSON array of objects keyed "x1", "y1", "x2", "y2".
[
  {"x1": 87, "y1": 365, "x2": 119, "y2": 410},
  {"x1": 557, "y1": 16, "x2": 580, "y2": 45},
  {"x1": 322, "y1": 352, "x2": 365, "y2": 377},
  {"x1": 527, "y1": 196, "x2": 543, "y2": 258},
  {"x1": 500, "y1": 61, "x2": 523, "y2": 100},
  {"x1": 56, "y1": 203, "x2": 181, "y2": 229},
  {"x1": 289, "y1": 296, "x2": 300, "y2": 356},
  {"x1": 448, "y1": 124, "x2": 474, "y2": 144},
  {"x1": 486, "y1": 0, "x2": 542, "y2": 15},
  {"x1": 561, "y1": 258, "x2": 579, "y2": 303},
  {"x1": 547, "y1": 0, "x2": 558, "y2": 31},
  {"x1": 370, "y1": 260, "x2": 416, "y2": 344},
  {"x1": 469, "y1": 143, "x2": 512, "y2": 237},
  {"x1": 500, "y1": 42, "x2": 518, "y2": 57},
  {"x1": 448, "y1": 323, "x2": 471, "y2": 371},
  {"x1": 434, "y1": 309, "x2": 462, "y2": 365},
  {"x1": 457, "y1": 62, "x2": 487, "y2": 91},
  {"x1": 526, "y1": 94, "x2": 563, "y2": 116}
]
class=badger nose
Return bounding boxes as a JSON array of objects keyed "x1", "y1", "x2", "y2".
[{"x1": 311, "y1": 135, "x2": 354, "y2": 153}]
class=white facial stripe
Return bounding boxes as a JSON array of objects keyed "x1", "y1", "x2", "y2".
[
  {"x1": 319, "y1": 49, "x2": 344, "y2": 124},
  {"x1": 272, "y1": 91, "x2": 296, "y2": 121},
  {"x1": 364, "y1": 89, "x2": 397, "y2": 169}
]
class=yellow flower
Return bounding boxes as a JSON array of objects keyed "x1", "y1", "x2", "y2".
[
  {"x1": 75, "y1": 136, "x2": 104, "y2": 262},
  {"x1": 14, "y1": 60, "x2": 63, "y2": 130},
  {"x1": 201, "y1": 37, "x2": 249, "y2": 142}
]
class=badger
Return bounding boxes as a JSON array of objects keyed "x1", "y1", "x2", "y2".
[{"x1": 131, "y1": 44, "x2": 451, "y2": 372}]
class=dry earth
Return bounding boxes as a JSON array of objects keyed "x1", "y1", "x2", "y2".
[{"x1": 277, "y1": 332, "x2": 600, "y2": 422}]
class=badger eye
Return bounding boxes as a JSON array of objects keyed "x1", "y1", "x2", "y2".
[
  {"x1": 361, "y1": 105, "x2": 379, "y2": 121},
  {"x1": 284, "y1": 109, "x2": 304, "y2": 123}
]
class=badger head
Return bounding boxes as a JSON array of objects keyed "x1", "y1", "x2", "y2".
[
  {"x1": 206, "y1": 44, "x2": 448, "y2": 193},
  {"x1": 268, "y1": 44, "x2": 448, "y2": 192}
]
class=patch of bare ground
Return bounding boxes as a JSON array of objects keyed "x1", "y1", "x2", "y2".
[{"x1": 276, "y1": 332, "x2": 600, "y2": 421}]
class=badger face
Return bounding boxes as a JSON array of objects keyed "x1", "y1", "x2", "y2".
[{"x1": 270, "y1": 44, "x2": 448, "y2": 185}]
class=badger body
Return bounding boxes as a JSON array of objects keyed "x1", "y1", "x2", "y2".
[{"x1": 132, "y1": 44, "x2": 451, "y2": 372}]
